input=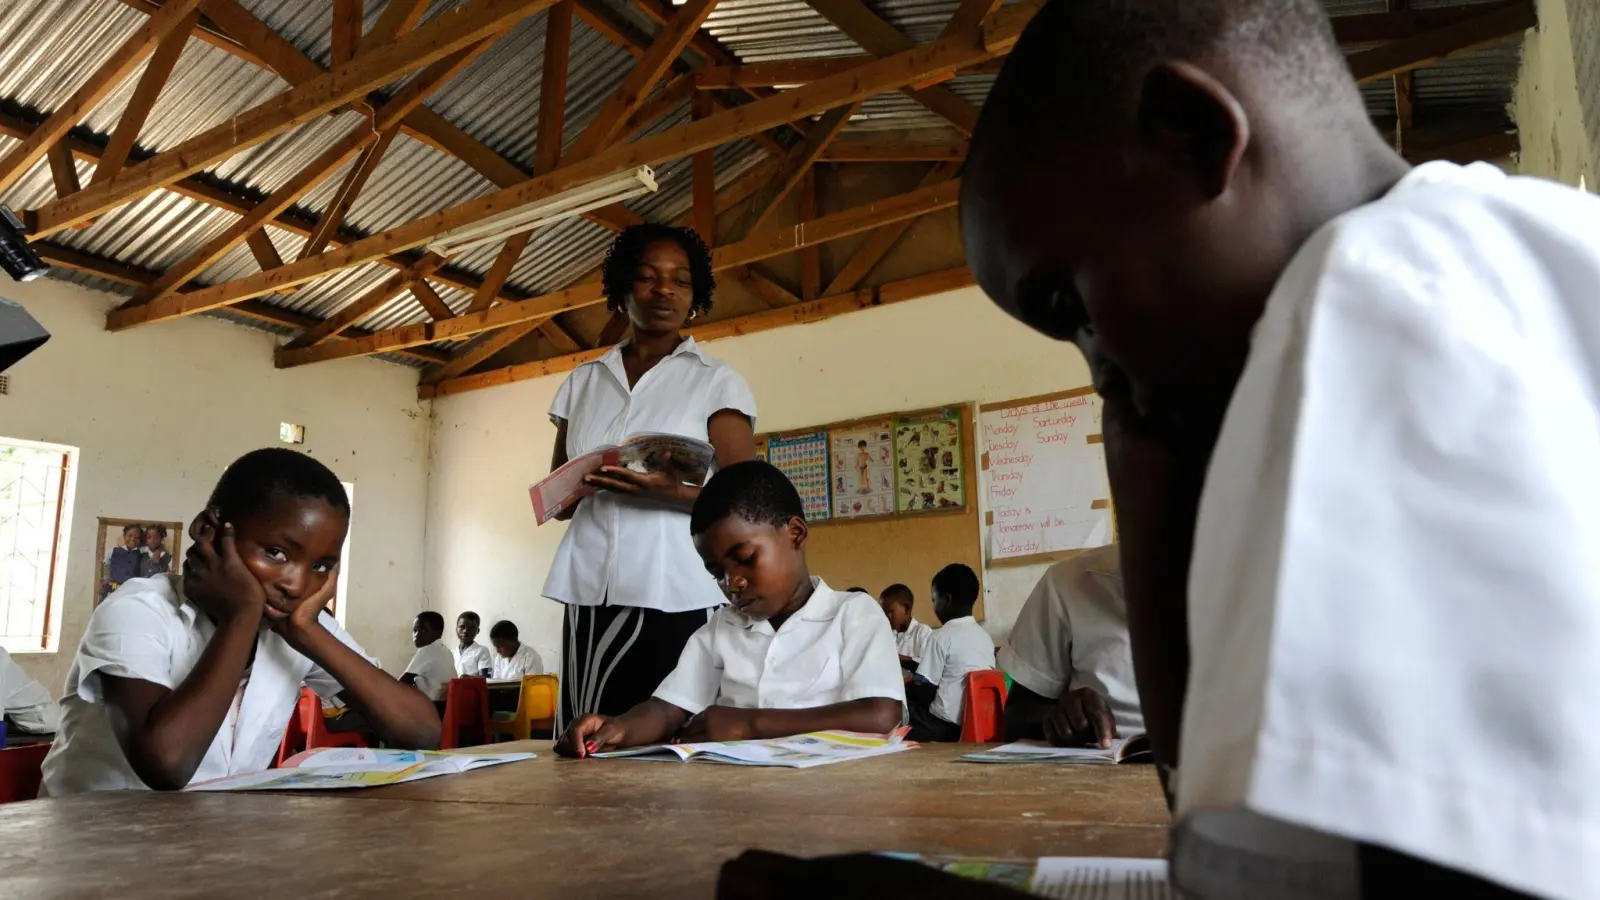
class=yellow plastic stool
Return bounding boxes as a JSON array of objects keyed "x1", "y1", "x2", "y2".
[{"x1": 489, "y1": 673, "x2": 558, "y2": 742}]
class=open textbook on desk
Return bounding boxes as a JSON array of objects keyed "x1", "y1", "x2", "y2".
[
  {"x1": 529, "y1": 433, "x2": 714, "y2": 524},
  {"x1": 591, "y1": 728, "x2": 913, "y2": 768},
  {"x1": 889, "y1": 854, "x2": 1176, "y2": 899},
  {"x1": 184, "y1": 747, "x2": 535, "y2": 791},
  {"x1": 959, "y1": 735, "x2": 1153, "y2": 765}
]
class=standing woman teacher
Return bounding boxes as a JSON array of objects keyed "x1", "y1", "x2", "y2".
[{"x1": 544, "y1": 223, "x2": 757, "y2": 731}]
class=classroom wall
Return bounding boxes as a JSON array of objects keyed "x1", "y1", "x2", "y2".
[
  {"x1": 1514, "y1": 0, "x2": 1597, "y2": 186},
  {"x1": 1, "y1": 275, "x2": 431, "y2": 691},
  {"x1": 425, "y1": 284, "x2": 1095, "y2": 674}
]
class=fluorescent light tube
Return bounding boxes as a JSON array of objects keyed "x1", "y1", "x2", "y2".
[{"x1": 428, "y1": 167, "x2": 659, "y2": 258}]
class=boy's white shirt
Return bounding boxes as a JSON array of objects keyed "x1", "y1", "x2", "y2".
[
  {"x1": 491, "y1": 643, "x2": 545, "y2": 680},
  {"x1": 1171, "y1": 162, "x2": 1600, "y2": 900},
  {"x1": 919, "y1": 615, "x2": 995, "y2": 725},
  {"x1": 998, "y1": 544, "x2": 1143, "y2": 734},
  {"x1": 653, "y1": 579, "x2": 905, "y2": 715},
  {"x1": 404, "y1": 640, "x2": 456, "y2": 702},
  {"x1": 895, "y1": 618, "x2": 934, "y2": 663},
  {"x1": 0, "y1": 644, "x2": 60, "y2": 733},
  {"x1": 40, "y1": 575, "x2": 377, "y2": 796},
  {"x1": 454, "y1": 640, "x2": 494, "y2": 677}
]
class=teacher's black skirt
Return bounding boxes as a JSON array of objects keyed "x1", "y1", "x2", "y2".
[{"x1": 555, "y1": 602, "x2": 714, "y2": 734}]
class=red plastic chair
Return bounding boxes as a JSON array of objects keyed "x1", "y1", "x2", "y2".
[
  {"x1": 0, "y1": 743, "x2": 50, "y2": 803},
  {"x1": 282, "y1": 687, "x2": 365, "y2": 761},
  {"x1": 440, "y1": 677, "x2": 490, "y2": 749},
  {"x1": 959, "y1": 669, "x2": 1009, "y2": 743}
]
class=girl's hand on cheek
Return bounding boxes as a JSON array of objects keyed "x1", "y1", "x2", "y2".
[{"x1": 182, "y1": 511, "x2": 267, "y2": 626}]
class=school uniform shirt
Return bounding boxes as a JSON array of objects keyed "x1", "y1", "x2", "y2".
[
  {"x1": 652, "y1": 578, "x2": 905, "y2": 715},
  {"x1": 919, "y1": 616, "x2": 995, "y2": 726},
  {"x1": 454, "y1": 641, "x2": 494, "y2": 677},
  {"x1": 543, "y1": 337, "x2": 757, "y2": 614},
  {"x1": 40, "y1": 574, "x2": 378, "y2": 796},
  {"x1": 403, "y1": 640, "x2": 456, "y2": 702},
  {"x1": 997, "y1": 544, "x2": 1143, "y2": 734},
  {"x1": 895, "y1": 618, "x2": 934, "y2": 663},
  {"x1": 1169, "y1": 162, "x2": 1600, "y2": 900},
  {"x1": 0, "y1": 644, "x2": 60, "y2": 734},
  {"x1": 491, "y1": 643, "x2": 545, "y2": 680}
]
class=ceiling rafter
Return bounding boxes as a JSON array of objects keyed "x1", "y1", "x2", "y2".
[
  {"x1": 93, "y1": 9, "x2": 198, "y2": 190},
  {"x1": 0, "y1": 0, "x2": 205, "y2": 194},
  {"x1": 1346, "y1": 0, "x2": 1534, "y2": 83},
  {"x1": 727, "y1": 100, "x2": 861, "y2": 241},
  {"x1": 826, "y1": 159, "x2": 961, "y2": 296},
  {"x1": 29, "y1": 0, "x2": 556, "y2": 236},
  {"x1": 105, "y1": 4, "x2": 1036, "y2": 333}
]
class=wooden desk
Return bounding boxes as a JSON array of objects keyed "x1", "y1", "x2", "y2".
[{"x1": 0, "y1": 743, "x2": 1168, "y2": 899}]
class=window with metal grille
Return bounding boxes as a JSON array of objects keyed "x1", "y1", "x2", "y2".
[{"x1": 0, "y1": 438, "x2": 75, "y2": 651}]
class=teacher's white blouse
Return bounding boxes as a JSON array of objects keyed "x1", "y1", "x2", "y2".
[{"x1": 543, "y1": 337, "x2": 757, "y2": 614}]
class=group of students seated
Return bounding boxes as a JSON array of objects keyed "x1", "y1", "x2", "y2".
[
  {"x1": 0, "y1": 448, "x2": 1132, "y2": 792},
  {"x1": 399, "y1": 610, "x2": 545, "y2": 706}
]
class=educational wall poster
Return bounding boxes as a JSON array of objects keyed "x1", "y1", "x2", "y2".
[
  {"x1": 753, "y1": 436, "x2": 768, "y2": 464},
  {"x1": 979, "y1": 390, "x2": 1112, "y2": 563},
  {"x1": 894, "y1": 410, "x2": 965, "y2": 513},
  {"x1": 830, "y1": 420, "x2": 895, "y2": 518},
  {"x1": 766, "y1": 431, "x2": 831, "y2": 521}
]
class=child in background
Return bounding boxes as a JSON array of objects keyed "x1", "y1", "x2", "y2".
[
  {"x1": 453, "y1": 612, "x2": 493, "y2": 677},
  {"x1": 999, "y1": 544, "x2": 1141, "y2": 748},
  {"x1": 40, "y1": 449, "x2": 439, "y2": 795},
  {"x1": 401, "y1": 612, "x2": 455, "y2": 709},
  {"x1": 105, "y1": 525, "x2": 143, "y2": 597},
  {"x1": 878, "y1": 583, "x2": 933, "y2": 672},
  {"x1": 556, "y1": 461, "x2": 904, "y2": 756},
  {"x1": 488, "y1": 621, "x2": 545, "y2": 680},
  {"x1": 905, "y1": 564, "x2": 993, "y2": 742},
  {"x1": 136, "y1": 524, "x2": 172, "y2": 578},
  {"x1": 1, "y1": 643, "x2": 60, "y2": 737}
]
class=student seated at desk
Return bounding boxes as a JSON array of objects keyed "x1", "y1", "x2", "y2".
[
  {"x1": 402, "y1": 612, "x2": 455, "y2": 709},
  {"x1": 905, "y1": 564, "x2": 994, "y2": 743},
  {"x1": 1, "y1": 643, "x2": 60, "y2": 737},
  {"x1": 453, "y1": 611, "x2": 493, "y2": 677},
  {"x1": 878, "y1": 583, "x2": 933, "y2": 674},
  {"x1": 39, "y1": 449, "x2": 439, "y2": 795},
  {"x1": 999, "y1": 544, "x2": 1141, "y2": 749},
  {"x1": 488, "y1": 620, "x2": 544, "y2": 680},
  {"x1": 555, "y1": 461, "x2": 904, "y2": 756}
]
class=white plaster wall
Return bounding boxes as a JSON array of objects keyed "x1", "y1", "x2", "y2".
[
  {"x1": 1, "y1": 275, "x2": 431, "y2": 691},
  {"x1": 425, "y1": 285, "x2": 1096, "y2": 673},
  {"x1": 1514, "y1": 0, "x2": 1596, "y2": 186}
]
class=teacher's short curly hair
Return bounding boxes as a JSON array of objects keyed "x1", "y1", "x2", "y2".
[{"x1": 601, "y1": 223, "x2": 715, "y2": 317}]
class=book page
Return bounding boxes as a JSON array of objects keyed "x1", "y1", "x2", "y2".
[
  {"x1": 1030, "y1": 858, "x2": 1174, "y2": 899},
  {"x1": 962, "y1": 739, "x2": 1124, "y2": 764},
  {"x1": 618, "y1": 433, "x2": 715, "y2": 485}
]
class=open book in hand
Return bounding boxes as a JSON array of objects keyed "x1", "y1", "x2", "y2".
[
  {"x1": 529, "y1": 433, "x2": 716, "y2": 525},
  {"x1": 959, "y1": 735, "x2": 1153, "y2": 765},
  {"x1": 184, "y1": 747, "x2": 535, "y2": 791},
  {"x1": 887, "y1": 853, "x2": 1175, "y2": 899},
  {"x1": 591, "y1": 728, "x2": 914, "y2": 768}
]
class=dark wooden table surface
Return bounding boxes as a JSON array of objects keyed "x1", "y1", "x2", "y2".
[{"x1": 0, "y1": 742, "x2": 1169, "y2": 899}]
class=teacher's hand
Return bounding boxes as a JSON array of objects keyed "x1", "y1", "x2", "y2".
[{"x1": 585, "y1": 452, "x2": 691, "y2": 506}]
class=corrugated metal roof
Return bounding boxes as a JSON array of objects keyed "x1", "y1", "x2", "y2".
[{"x1": 0, "y1": 0, "x2": 1527, "y2": 370}]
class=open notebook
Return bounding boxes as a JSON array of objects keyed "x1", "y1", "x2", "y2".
[
  {"x1": 591, "y1": 728, "x2": 913, "y2": 768},
  {"x1": 889, "y1": 854, "x2": 1176, "y2": 899},
  {"x1": 185, "y1": 747, "x2": 535, "y2": 791},
  {"x1": 959, "y1": 735, "x2": 1153, "y2": 765}
]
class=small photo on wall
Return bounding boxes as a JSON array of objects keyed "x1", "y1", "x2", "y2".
[{"x1": 96, "y1": 517, "x2": 183, "y2": 605}]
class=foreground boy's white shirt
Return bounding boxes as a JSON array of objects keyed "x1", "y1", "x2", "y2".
[
  {"x1": 1172, "y1": 162, "x2": 1600, "y2": 900},
  {"x1": 42, "y1": 575, "x2": 378, "y2": 796}
]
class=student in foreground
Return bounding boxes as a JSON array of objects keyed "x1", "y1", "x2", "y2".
[
  {"x1": 904, "y1": 564, "x2": 994, "y2": 742},
  {"x1": 488, "y1": 620, "x2": 544, "y2": 680},
  {"x1": 958, "y1": 0, "x2": 1600, "y2": 896},
  {"x1": 556, "y1": 461, "x2": 904, "y2": 756},
  {"x1": 41, "y1": 449, "x2": 440, "y2": 795},
  {"x1": 1000, "y1": 544, "x2": 1141, "y2": 748}
]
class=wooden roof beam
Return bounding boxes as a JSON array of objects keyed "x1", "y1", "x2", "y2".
[
  {"x1": 825, "y1": 160, "x2": 961, "y2": 295},
  {"x1": 94, "y1": 10, "x2": 198, "y2": 187},
  {"x1": 821, "y1": 139, "x2": 968, "y2": 163},
  {"x1": 0, "y1": 0, "x2": 205, "y2": 194},
  {"x1": 30, "y1": 0, "x2": 555, "y2": 236},
  {"x1": 1346, "y1": 0, "x2": 1534, "y2": 83},
  {"x1": 727, "y1": 101, "x2": 860, "y2": 240},
  {"x1": 272, "y1": 178, "x2": 960, "y2": 368},
  {"x1": 422, "y1": 266, "x2": 975, "y2": 398},
  {"x1": 331, "y1": 0, "x2": 363, "y2": 67},
  {"x1": 108, "y1": 3, "x2": 1033, "y2": 331}
]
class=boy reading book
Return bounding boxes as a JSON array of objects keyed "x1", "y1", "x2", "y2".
[
  {"x1": 41, "y1": 449, "x2": 440, "y2": 795},
  {"x1": 555, "y1": 460, "x2": 904, "y2": 756}
]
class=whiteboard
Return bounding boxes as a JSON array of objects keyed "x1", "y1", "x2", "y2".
[{"x1": 979, "y1": 388, "x2": 1113, "y2": 564}]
